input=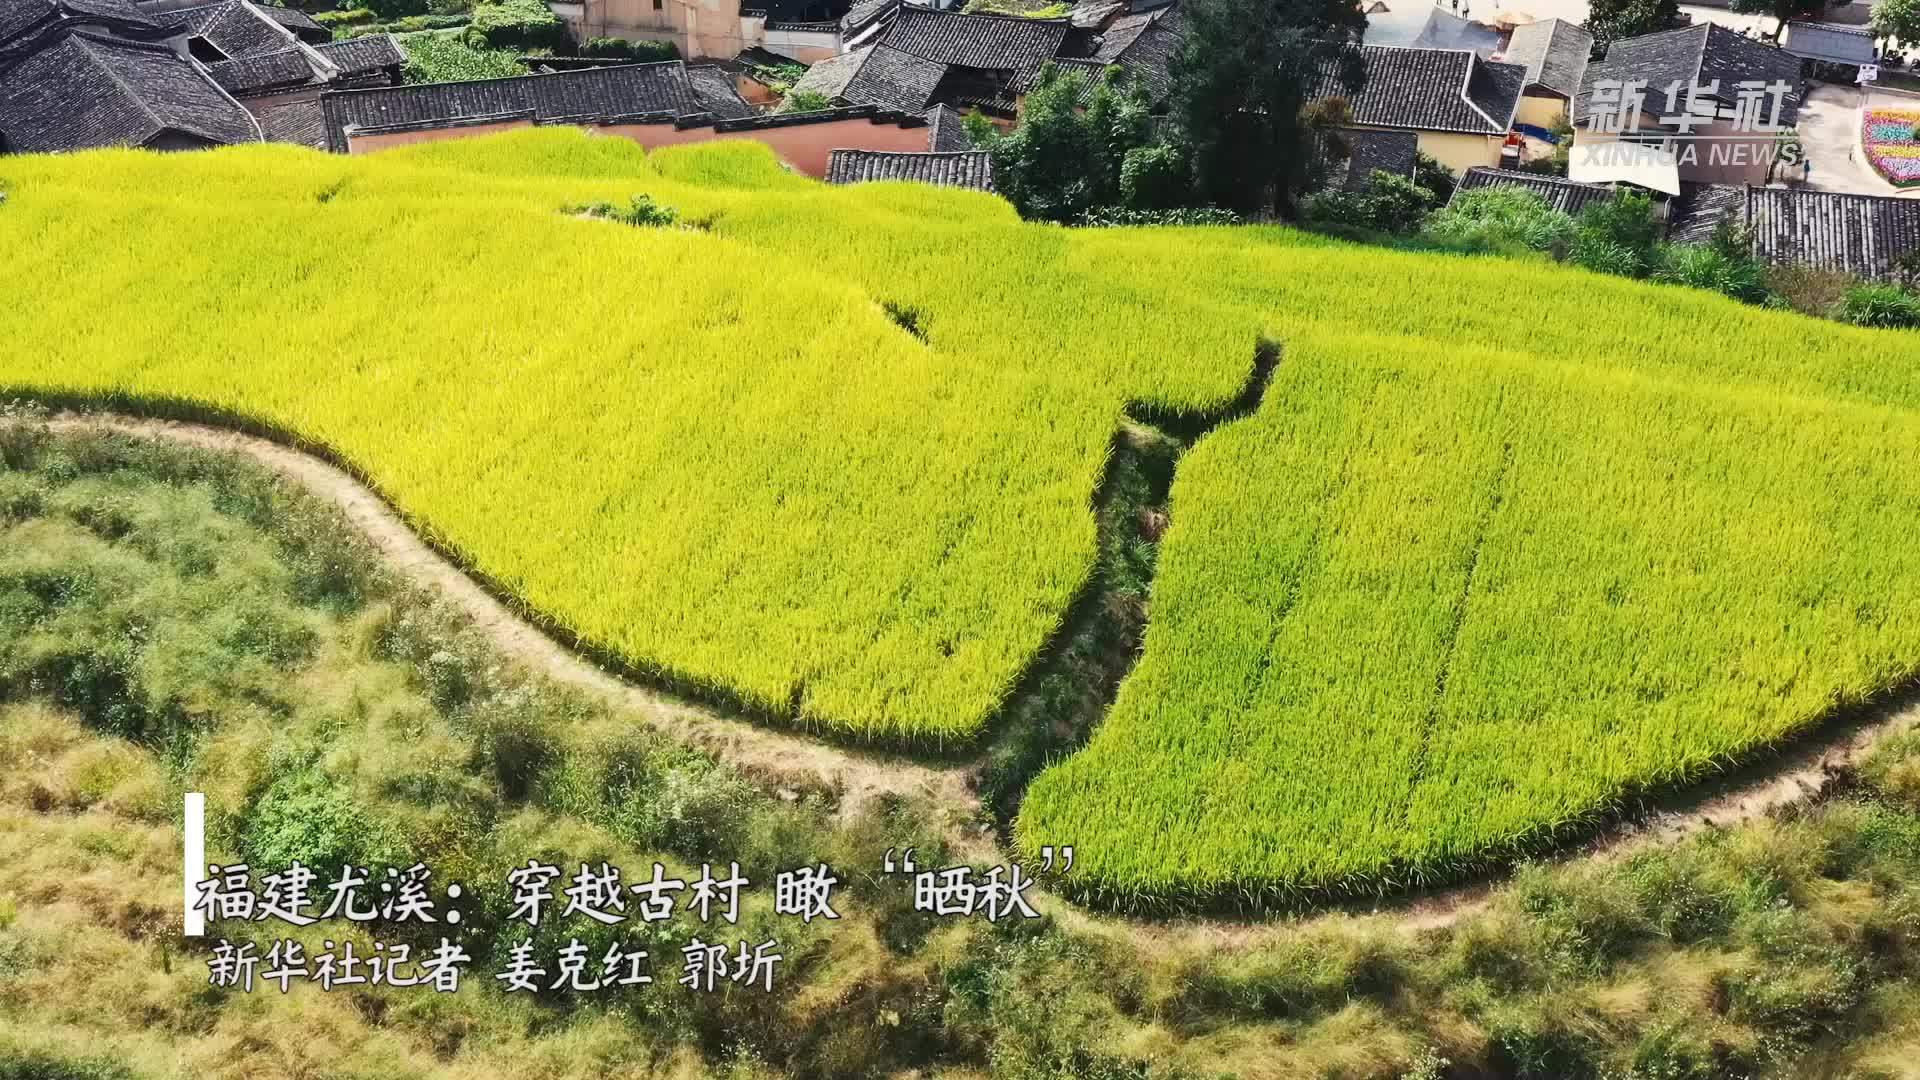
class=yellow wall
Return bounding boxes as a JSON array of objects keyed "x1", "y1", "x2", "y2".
[
  {"x1": 1516, "y1": 93, "x2": 1567, "y2": 129},
  {"x1": 1413, "y1": 130, "x2": 1502, "y2": 174}
]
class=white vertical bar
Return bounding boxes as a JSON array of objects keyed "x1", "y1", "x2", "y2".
[{"x1": 183, "y1": 792, "x2": 206, "y2": 938}]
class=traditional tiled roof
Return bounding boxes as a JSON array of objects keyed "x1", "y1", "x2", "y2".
[
  {"x1": 880, "y1": 5, "x2": 1067, "y2": 72},
  {"x1": 0, "y1": 29, "x2": 257, "y2": 150},
  {"x1": 789, "y1": 45, "x2": 864, "y2": 99},
  {"x1": 1747, "y1": 187, "x2": 1920, "y2": 281},
  {"x1": 320, "y1": 61, "x2": 699, "y2": 151},
  {"x1": 841, "y1": 43, "x2": 945, "y2": 111},
  {"x1": 155, "y1": 0, "x2": 287, "y2": 60},
  {"x1": 1663, "y1": 180, "x2": 1745, "y2": 245},
  {"x1": 1782, "y1": 20, "x2": 1873, "y2": 67},
  {"x1": 1453, "y1": 166, "x2": 1615, "y2": 214},
  {"x1": 923, "y1": 101, "x2": 972, "y2": 151},
  {"x1": 0, "y1": 0, "x2": 156, "y2": 51},
  {"x1": 1577, "y1": 23, "x2": 1803, "y2": 128},
  {"x1": 826, "y1": 147, "x2": 992, "y2": 189},
  {"x1": 208, "y1": 44, "x2": 315, "y2": 93},
  {"x1": 1106, "y1": 3, "x2": 1176, "y2": 101},
  {"x1": 839, "y1": 0, "x2": 894, "y2": 38},
  {"x1": 1332, "y1": 126, "x2": 1417, "y2": 192},
  {"x1": 256, "y1": 94, "x2": 323, "y2": 147},
  {"x1": 1326, "y1": 44, "x2": 1524, "y2": 136},
  {"x1": 254, "y1": 3, "x2": 326, "y2": 42},
  {"x1": 1502, "y1": 17, "x2": 1592, "y2": 100},
  {"x1": 686, "y1": 63, "x2": 755, "y2": 118},
  {"x1": 1362, "y1": 5, "x2": 1501, "y2": 56},
  {"x1": 1090, "y1": 3, "x2": 1162, "y2": 61},
  {"x1": 315, "y1": 34, "x2": 403, "y2": 81}
]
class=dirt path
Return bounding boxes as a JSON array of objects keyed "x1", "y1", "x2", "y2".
[
  {"x1": 45, "y1": 414, "x2": 979, "y2": 827},
  {"x1": 37, "y1": 412, "x2": 1920, "y2": 940}
]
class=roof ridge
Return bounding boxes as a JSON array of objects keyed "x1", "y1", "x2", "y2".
[
  {"x1": 322, "y1": 57, "x2": 689, "y2": 100},
  {"x1": 899, "y1": 3, "x2": 1069, "y2": 24},
  {"x1": 67, "y1": 31, "x2": 170, "y2": 137}
]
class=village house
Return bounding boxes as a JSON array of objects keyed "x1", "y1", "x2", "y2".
[
  {"x1": 313, "y1": 59, "x2": 962, "y2": 176},
  {"x1": 1319, "y1": 43, "x2": 1527, "y2": 174},
  {"x1": 0, "y1": 0, "x2": 399, "y2": 153},
  {"x1": 1572, "y1": 23, "x2": 1804, "y2": 189},
  {"x1": 1451, "y1": 168, "x2": 1920, "y2": 281},
  {"x1": 1499, "y1": 17, "x2": 1589, "y2": 131}
]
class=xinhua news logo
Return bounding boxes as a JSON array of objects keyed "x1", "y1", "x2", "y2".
[{"x1": 1579, "y1": 78, "x2": 1804, "y2": 170}]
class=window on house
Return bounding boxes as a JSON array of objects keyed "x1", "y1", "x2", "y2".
[{"x1": 653, "y1": 0, "x2": 663, "y2": 9}]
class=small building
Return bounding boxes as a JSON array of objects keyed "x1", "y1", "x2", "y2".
[
  {"x1": 1318, "y1": 43, "x2": 1527, "y2": 174},
  {"x1": 1452, "y1": 164, "x2": 1617, "y2": 214},
  {"x1": 825, "y1": 146, "x2": 992, "y2": 189},
  {"x1": 1573, "y1": 23, "x2": 1803, "y2": 187},
  {"x1": 0, "y1": 0, "x2": 401, "y2": 154},
  {"x1": 1781, "y1": 20, "x2": 1873, "y2": 81},
  {"x1": 1500, "y1": 17, "x2": 1590, "y2": 130}
]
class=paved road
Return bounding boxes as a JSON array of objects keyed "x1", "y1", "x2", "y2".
[{"x1": 1798, "y1": 85, "x2": 1920, "y2": 196}]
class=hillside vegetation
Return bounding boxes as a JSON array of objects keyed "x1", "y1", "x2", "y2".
[{"x1": 1, "y1": 131, "x2": 1917, "y2": 902}]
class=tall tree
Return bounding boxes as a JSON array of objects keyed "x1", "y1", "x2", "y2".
[
  {"x1": 1167, "y1": 0, "x2": 1365, "y2": 217},
  {"x1": 1727, "y1": 0, "x2": 1842, "y2": 40},
  {"x1": 972, "y1": 66, "x2": 1156, "y2": 223},
  {"x1": 1873, "y1": 0, "x2": 1920, "y2": 48},
  {"x1": 1583, "y1": 0, "x2": 1684, "y2": 54}
]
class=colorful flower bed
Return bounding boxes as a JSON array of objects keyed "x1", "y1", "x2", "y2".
[{"x1": 1865, "y1": 109, "x2": 1920, "y2": 186}]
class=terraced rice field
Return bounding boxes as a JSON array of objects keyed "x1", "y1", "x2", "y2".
[{"x1": 3, "y1": 129, "x2": 1917, "y2": 901}]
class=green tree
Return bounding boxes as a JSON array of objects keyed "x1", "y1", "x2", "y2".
[
  {"x1": 1728, "y1": 0, "x2": 1841, "y2": 40},
  {"x1": 1872, "y1": 0, "x2": 1920, "y2": 45},
  {"x1": 1168, "y1": 0, "x2": 1366, "y2": 216},
  {"x1": 1583, "y1": 0, "x2": 1684, "y2": 54},
  {"x1": 974, "y1": 65, "x2": 1158, "y2": 222}
]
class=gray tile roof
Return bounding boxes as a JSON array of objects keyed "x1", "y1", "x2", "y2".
[
  {"x1": 255, "y1": 93, "x2": 323, "y2": 147},
  {"x1": 1326, "y1": 44, "x2": 1525, "y2": 135},
  {"x1": 1747, "y1": 187, "x2": 1920, "y2": 281},
  {"x1": 923, "y1": 101, "x2": 972, "y2": 151},
  {"x1": 315, "y1": 34, "x2": 403, "y2": 81},
  {"x1": 826, "y1": 147, "x2": 992, "y2": 189},
  {"x1": 841, "y1": 43, "x2": 945, "y2": 111},
  {"x1": 1782, "y1": 20, "x2": 1873, "y2": 67},
  {"x1": 686, "y1": 63, "x2": 755, "y2": 118},
  {"x1": 1501, "y1": 17, "x2": 1592, "y2": 100},
  {"x1": 1333, "y1": 126, "x2": 1417, "y2": 191},
  {"x1": 1663, "y1": 180, "x2": 1745, "y2": 245},
  {"x1": 0, "y1": 28, "x2": 257, "y2": 150},
  {"x1": 208, "y1": 43, "x2": 315, "y2": 93},
  {"x1": 1578, "y1": 23, "x2": 1803, "y2": 128},
  {"x1": 1090, "y1": 4, "x2": 1161, "y2": 61},
  {"x1": 839, "y1": 0, "x2": 894, "y2": 36},
  {"x1": 1453, "y1": 165, "x2": 1615, "y2": 214},
  {"x1": 789, "y1": 45, "x2": 865, "y2": 99},
  {"x1": 880, "y1": 5, "x2": 1067, "y2": 72},
  {"x1": 320, "y1": 60, "x2": 699, "y2": 151},
  {"x1": 1106, "y1": 2, "x2": 1175, "y2": 101},
  {"x1": 1, "y1": 0, "x2": 157, "y2": 50},
  {"x1": 254, "y1": 3, "x2": 326, "y2": 42},
  {"x1": 155, "y1": 0, "x2": 287, "y2": 60}
]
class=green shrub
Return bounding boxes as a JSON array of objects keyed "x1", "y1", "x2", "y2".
[
  {"x1": 400, "y1": 30, "x2": 526, "y2": 82},
  {"x1": 1836, "y1": 283, "x2": 1920, "y2": 329},
  {"x1": 1077, "y1": 206, "x2": 1240, "y2": 227},
  {"x1": 1119, "y1": 142, "x2": 1192, "y2": 211},
  {"x1": 777, "y1": 89, "x2": 832, "y2": 114},
  {"x1": 0, "y1": 1052, "x2": 134, "y2": 1080},
  {"x1": 466, "y1": 0, "x2": 567, "y2": 52},
  {"x1": 315, "y1": 7, "x2": 376, "y2": 26},
  {"x1": 1654, "y1": 243, "x2": 1768, "y2": 303},
  {"x1": 1422, "y1": 186, "x2": 1574, "y2": 254},
  {"x1": 580, "y1": 36, "x2": 678, "y2": 61},
  {"x1": 1303, "y1": 170, "x2": 1436, "y2": 233},
  {"x1": 1569, "y1": 190, "x2": 1662, "y2": 278}
]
